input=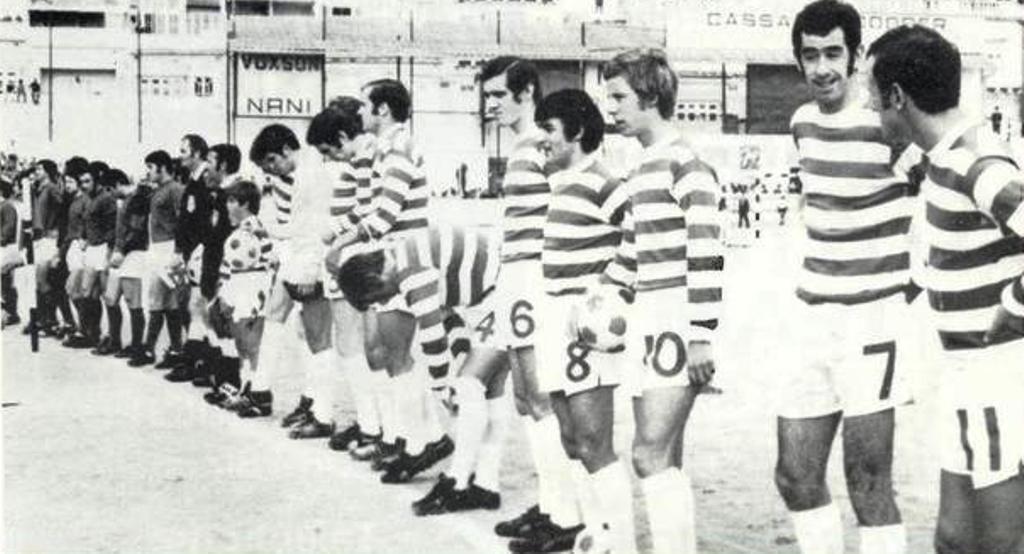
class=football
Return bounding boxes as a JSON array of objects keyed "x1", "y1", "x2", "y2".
[
  {"x1": 224, "y1": 233, "x2": 262, "y2": 272},
  {"x1": 575, "y1": 290, "x2": 628, "y2": 352}
]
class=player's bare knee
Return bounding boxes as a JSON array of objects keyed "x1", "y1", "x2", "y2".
[
  {"x1": 774, "y1": 462, "x2": 827, "y2": 508},
  {"x1": 934, "y1": 525, "x2": 972, "y2": 554},
  {"x1": 574, "y1": 428, "x2": 613, "y2": 468},
  {"x1": 365, "y1": 344, "x2": 388, "y2": 370},
  {"x1": 632, "y1": 440, "x2": 671, "y2": 478}
]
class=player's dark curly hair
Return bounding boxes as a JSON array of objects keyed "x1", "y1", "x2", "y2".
[
  {"x1": 535, "y1": 89, "x2": 605, "y2": 154},
  {"x1": 144, "y1": 150, "x2": 174, "y2": 174},
  {"x1": 249, "y1": 124, "x2": 300, "y2": 164},
  {"x1": 479, "y1": 56, "x2": 543, "y2": 105},
  {"x1": 363, "y1": 79, "x2": 411, "y2": 123},
  {"x1": 868, "y1": 25, "x2": 960, "y2": 115},
  {"x1": 792, "y1": 0, "x2": 861, "y2": 75},
  {"x1": 335, "y1": 249, "x2": 390, "y2": 312}
]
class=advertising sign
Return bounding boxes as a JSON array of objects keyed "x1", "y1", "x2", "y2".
[{"x1": 235, "y1": 52, "x2": 323, "y2": 119}]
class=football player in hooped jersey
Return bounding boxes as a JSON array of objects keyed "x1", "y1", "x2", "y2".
[
  {"x1": 530, "y1": 89, "x2": 628, "y2": 554},
  {"x1": 774, "y1": 3, "x2": 920, "y2": 554},
  {"x1": 478, "y1": 57, "x2": 586, "y2": 548},
  {"x1": 867, "y1": 26, "x2": 1024, "y2": 554},
  {"x1": 306, "y1": 100, "x2": 386, "y2": 453},
  {"x1": 600, "y1": 49, "x2": 724, "y2": 554},
  {"x1": 334, "y1": 224, "x2": 503, "y2": 504}
]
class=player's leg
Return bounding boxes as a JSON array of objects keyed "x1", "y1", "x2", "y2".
[
  {"x1": 289, "y1": 296, "x2": 337, "y2": 439},
  {"x1": 119, "y1": 277, "x2": 145, "y2": 358},
  {"x1": 838, "y1": 297, "x2": 909, "y2": 553},
  {"x1": 568, "y1": 385, "x2": 634, "y2": 554},
  {"x1": 75, "y1": 265, "x2": 103, "y2": 347},
  {"x1": 775, "y1": 414, "x2": 844, "y2": 554},
  {"x1": 263, "y1": 279, "x2": 306, "y2": 426},
  {"x1": 352, "y1": 309, "x2": 400, "y2": 461},
  {"x1": 842, "y1": 408, "x2": 905, "y2": 553},
  {"x1": 934, "y1": 471, "x2": 976, "y2": 554},
  {"x1": 415, "y1": 345, "x2": 506, "y2": 515},
  {"x1": 166, "y1": 290, "x2": 211, "y2": 381},
  {"x1": 155, "y1": 284, "x2": 188, "y2": 368},
  {"x1": 97, "y1": 269, "x2": 123, "y2": 355},
  {"x1": 378, "y1": 308, "x2": 454, "y2": 481},
  {"x1": 129, "y1": 271, "x2": 168, "y2": 366},
  {"x1": 232, "y1": 317, "x2": 273, "y2": 418},
  {"x1": 328, "y1": 298, "x2": 381, "y2": 450},
  {"x1": 973, "y1": 473, "x2": 1024, "y2": 554},
  {"x1": 633, "y1": 385, "x2": 699, "y2": 554}
]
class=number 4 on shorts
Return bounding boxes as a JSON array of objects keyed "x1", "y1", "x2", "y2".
[{"x1": 863, "y1": 341, "x2": 896, "y2": 400}]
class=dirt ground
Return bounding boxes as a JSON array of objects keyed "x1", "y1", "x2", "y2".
[{"x1": 3, "y1": 209, "x2": 946, "y2": 554}]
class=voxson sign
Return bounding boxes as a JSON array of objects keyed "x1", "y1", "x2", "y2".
[{"x1": 235, "y1": 53, "x2": 324, "y2": 119}]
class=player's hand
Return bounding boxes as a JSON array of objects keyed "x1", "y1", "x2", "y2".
[
  {"x1": 109, "y1": 252, "x2": 125, "y2": 268},
  {"x1": 984, "y1": 306, "x2": 1024, "y2": 344},
  {"x1": 321, "y1": 229, "x2": 336, "y2": 245},
  {"x1": 687, "y1": 340, "x2": 716, "y2": 387}
]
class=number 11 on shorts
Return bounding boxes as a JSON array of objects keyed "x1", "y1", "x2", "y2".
[{"x1": 863, "y1": 341, "x2": 896, "y2": 400}]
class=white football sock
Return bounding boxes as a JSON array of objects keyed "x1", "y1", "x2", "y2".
[
  {"x1": 473, "y1": 394, "x2": 510, "y2": 492},
  {"x1": 589, "y1": 460, "x2": 637, "y2": 554},
  {"x1": 641, "y1": 468, "x2": 696, "y2": 554},
  {"x1": 187, "y1": 309, "x2": 208, "y2": 340},
  {"x1": 378, "y1": 374, "x2": 399, "y2": 443},
  {"x1": 859, "y1": 524, "x2": 906, "y2": 554},
  {"x1": 790, "y1": 503, "x2": 844, "y2": 554},
  {"x1": 527, "y1": 415, "x2": 581, "y2": 528},
  {"x1": 449, "y1": 376, "x2": 488, "y2": 489},
  {"x1": 570, "y1": 461, "x2": 599, "y2": 531},
  {"x1": 259, "y1": 320, "x2": 288, "y2": 385},
  {"x1": 309, "y1": 349, "x2": 338, "y2": 424},
  {"x1": 419, "y1": 372, "x2": 445, "y2": 443},
  {"x1": 341, "y1": 353, "x2": 380, "y2": 434},
  {"x1": 397, "y1": 372, "x2": 427, "y2": 455}
]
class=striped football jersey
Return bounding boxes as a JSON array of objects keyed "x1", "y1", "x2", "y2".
[
  {"x1": 542, "y1": 155, "x2": 628, "y2": 296},
  {"x1": 791, "y1": 102, "x2": 921, "y2": 306},
  {"x1": 920, "y1": 121, "x2": 1024, "y2": 351},
  {"x1": 502, "y1": 130, "x2": 550, "y2": 265},
  {"x1": 325, "y1": 160, "x2": 359, "y2": 219},
  {"x1": 392, "y1": 224, "x2": 503, "y2": 379},
  {"x1": 333, "y1": 124, "x2": 429, "y2": 243},
  {"x1": 602, "y1": 133, "x2": 724, "y2": 336}
]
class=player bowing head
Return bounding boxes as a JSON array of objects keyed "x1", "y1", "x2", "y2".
[
  {"x1": 249, "y1": 124, "x2": 300, "y2": 179},
  {"x1": 333, "y1": 248, "x2": 395, "y2": 313},
  {"x1": 307, "y1": 99, "x2": 366, "y2": 163}
]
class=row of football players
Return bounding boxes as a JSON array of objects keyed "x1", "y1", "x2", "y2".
[{"x1": 310, "y1": 3, "x2": 1024, "y2": 553}]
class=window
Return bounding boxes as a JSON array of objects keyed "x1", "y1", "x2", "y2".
[
  {"x1": 271, "y1": 1, "x2": 315, "y2": 15},
  {"x1": 332, "y1": 6, "x2": 352, "y2": 16},
  {"x1": 228, "y1": 0, "x2": 271, "y2": 16},
  {"x1": 28, "y1": 10, "x2": 105, "y2": 28}
]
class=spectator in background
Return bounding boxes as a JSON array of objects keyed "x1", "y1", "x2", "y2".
[
  {"x1": 991, "y1": 106, "x2": 1002, "y2": 135},
  {"x1": 738, "y1": 188, "x2": 751, "y2": 228},
  {"x1": 1, "y1": 178, "x2": 21, "y2": 327},
  {"x1": 15, "y1": 79, "x2": 26, "y2": 103},
  {"x1": 30, "y1": 79, "x2": 40, "y2": 105}
]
